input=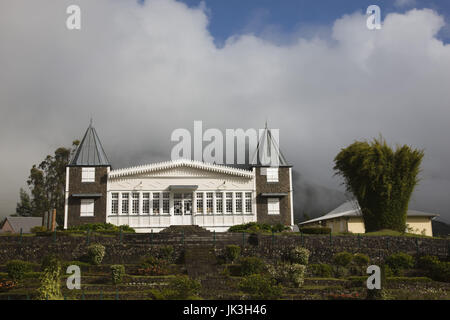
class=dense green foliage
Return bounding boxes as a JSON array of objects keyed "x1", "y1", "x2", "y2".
[
  {"x1": 417, "y1": 255, "x2": 450, "y2": 283},
  {"x1": 67, "y1": 223, "x2": 135, "y2": 233},
  {"x1": 287, "y1": 247, "x2": 310, "y2": 265},
  {"x1": 353, "y1": 253, "x2": 370, "y2": 266},
  {"x1": 167, "y1": 276, "x2": 201, "y2": 299},
  {"x1": 308, "y1": 264, "x2": 333, "y2": 278},
  {"x1": 111, "y1": 265, "x2": 125, "y2": 285},
  {"x1": 334, "y1": 137, "x2": 424, "y2": 232},
  {"x1": 6, "y1": 260, "x2": 33, "y2": 282},
  {"x1": 15, "y1": 188, "x2": 32, "y2": 216},
  {"x1": 239, "y1": 257, "x2": 266, "y2": 276},
  {"x1": 225, "y1": 245, "x2": 241, "y2": 263},
  {"x1": 30, "y1": 226, "x2": 47, "y2": 233},
  {"x1": 25, "y1": 141, "x2": 79, "y2": 225},
  {"x1": 36, "y1": 257, "x2": 62, "y2": 300},
  {"x1": 229, "y1": 222, "x2": 289, "y2": 233},
  {"x1": 87, "y1": 243, "x2": 106, "y2": 265},
  {"x1": 159, "y1": 245, "x2": 174, "y2": 261},
  {"x1": 270, "y1": 263, "x2": 306, "y2": 288},
  {"x1": 333, "y1": 252, "x2": 353, "y2": 267},
  {"x1": 385, "y1": 252, "x2": 414, "y2": 275},
  {"x1": 239, "y1": 274, "x2": 282, "y2": 299},
  {"x1": 299, "y1": 226, "x2": 331, "y2": 234}
]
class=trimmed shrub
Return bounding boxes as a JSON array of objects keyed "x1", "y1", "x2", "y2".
[
  {"x1": 167, "y1": 276, "x2": 201, "y2": 299},
  {"x1": 299, "y1": 226, "x2": 331, "y2": 234},
  {"x1": 36, "y1": 258, "x2": 62, "y2": 300},
  {"x1": 430, "y1": 261, "x2": 450, "y2": 283},
  {"x1": 333, "y1": 252, "x2": 353, "y2": 267},
  {"x1": 239, "y1": 257, "x2": 266, "y2": 276},
  {"x1": 333, "y1": 266, "x2": 349, "y2": 278},
  {"x1": 67, "y1": 223, "x2": 135, "y2": 233},
  {"x1": 353, "y1": 253, "x2": 370, "y2": 267},
  {"x1": 225, "y1": 245, "x2": 241, "y2": 263},
  {"x1": 308, "y1": 264, "x2": 333, "y2": 278},
  {"x1": 229, "y1": 222, "x2": 289, "y2": 233},
  {"x1": 417, "y1": 255, "x2": 440, "y2": 270},
  {"x1": 111, "y1": 265, "x2": 125, "y2": 285},
  {"x1": 288, "y1": 247, "x2": 310, "y2": 265},
  {"x1": 385, "y1": 252, "x2": 414, "y2": 275},
  {"x1": 87, "y1": 243, "x2": 106, "y2": 265},
  {"x1": 272, "y1": 263, "x2": 306, "y2": 288},
  {"x1": 239, "y1": 274, "x2": 282, "y2": 300},
  {"x1": 30, "y1": 226, "x2": 47, "y2": 233},
  {"x1": 6, "y1": 260, "x2": 33, "y2": 282}
]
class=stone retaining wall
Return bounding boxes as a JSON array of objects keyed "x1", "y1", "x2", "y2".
[{"x1": 0, "y1": 233, "x2": 448, "y2": 265}]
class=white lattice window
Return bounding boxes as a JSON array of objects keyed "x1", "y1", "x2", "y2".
[
  {"x1": 80, "y1": 199, "x2": 94, "y2": 217},
  {"x1": 143, "y1": 193, "x2": 150, "y2": 214},
  {"x1": 245, "y1": 192, "x2": 252, "y2": 213},
  {"x1": 266, "y1": 168, "x2": 279, "y2": 183},
  {"x1": 111, "y1": 193, "x2": 118, "y2": 215},
  {"x1": 153, "y1": 193, "x2": 160, "y2": 214},
  {"x1": 163, "y1": 192, "x2": 170, "y2": 214},
  {"x1": 132, "y1": 193, "x2": 139, "y2": 214},
  {"x1": 81, "y1": 167, "x2": 95, "y2": 183},
  {"x1": 196, "y1": 193, "x2": 204, "y2": 213},
  {"x1": 267, "y1": 198, "x2": 280, "y2": 215},
  {"x1": 216, "y1": 192, "x2": 223, "y2": 214},
  {"x1": 235, "y1": 192, "x2": 243, "y2": 213},
  {"x1": 226, "y1": 192, "x2": 233, "y2": 214},
  {"x1": 122, "y1": 193, "x2": 129, "y2": 214},
  {"x1": 206, "y1": 192, "x2": 213, "y2": 214}
]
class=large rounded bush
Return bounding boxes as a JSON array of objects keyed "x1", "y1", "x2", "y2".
[
  {"x1": 87, "y1": 243, "x2": 106, "y2": 265},
  {"x1": 239, "y1": 257, "x2": 266, "y2": 276},
  {"x1": 333, "y1": 252, "x2": 353, "y2": 267}
]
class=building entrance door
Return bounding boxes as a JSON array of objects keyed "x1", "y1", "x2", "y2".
[{"x1": 172, "y1": 193, "x2": 193, "y2": 225}]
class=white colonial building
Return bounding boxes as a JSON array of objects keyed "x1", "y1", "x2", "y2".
[{"x1": 64, "y1": 124, "x2": 294, "y2": 233}]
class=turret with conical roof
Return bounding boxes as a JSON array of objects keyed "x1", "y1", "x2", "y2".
[
  {"x1": 64, "y1": 122, "x2": 110, "y2": 229},
  {"x1": 250, "y1": 122, "x2": 290, "y2": 167},
  {"x1": 69, "y1": 122, "x2": 110, "y2": 167}
]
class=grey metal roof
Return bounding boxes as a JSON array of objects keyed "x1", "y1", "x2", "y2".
[
  {"x1": 300, "y1": 200, "x2": 439, "y2": 225},
  {"x1": 250, "y1": 124, "x2": 290, "y2": 167},
  {"x1": 69, "y1": 123, "x2": 110, "y2": 167},
  {"x1": 5, "y1": 217, "x2": 43, "y2": 233}
]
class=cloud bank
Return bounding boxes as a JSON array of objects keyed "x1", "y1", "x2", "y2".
[{"x1": 0, "y1": 0, "x2": 449, "y2": 221}]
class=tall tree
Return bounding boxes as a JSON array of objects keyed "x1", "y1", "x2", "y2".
[
  {"x1": 15, "y1": 188, "x2": 33, "y2": 216},
  {"x1": 333, "y1": 137, "x2": 424, "y2": 233},
  {"x1": 26, "y1": 141, "x2": 79, "y2": 225}
]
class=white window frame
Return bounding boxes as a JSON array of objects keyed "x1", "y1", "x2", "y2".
[
  {"x1": 81, "y1": 167, "x2": 95, "y2": 183},
  {"x1": 111, "y1": 193, "x2": 119, "y2": 215},
  {"x1": 266, "y1": 168, "x2": 279, "y2": 183},
  {"x1": 267, "y1": 198, "x2": 280, "y2": 215},
  {"x1": 80, "y1": 199, "x2": 95, "y2": 217}
]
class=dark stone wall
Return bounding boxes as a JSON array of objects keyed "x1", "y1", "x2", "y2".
[
  {"x1": 67, "y1": 167, "x2": 108, "y2": 227},
  {"x1": 255, "y1": 167, "x2": 292, "y2": 225},
  {"x1": 0, "y1": 233, "x2": 447, "y2": 265}
]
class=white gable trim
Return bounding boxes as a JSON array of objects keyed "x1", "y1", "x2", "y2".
[{"x1": 109, "y1": 159, "x2": 254, "y2": 179}]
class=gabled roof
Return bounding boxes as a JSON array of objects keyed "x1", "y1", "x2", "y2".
[
  {"x1": 109, "y1": 159, "x2": 254, "y2": 179},
  {"x1": 69, "y1": 123, "x2": 110, "y2": 167},
  {"x1": 299, "y1": 200, "x2": 439, "y2": 225},
  {"x1": 5, "y1": 217, "x2": 42, "y2": 233},
  {"x1": 250, "y1": 123, "x2": 290, "y2": 167}
]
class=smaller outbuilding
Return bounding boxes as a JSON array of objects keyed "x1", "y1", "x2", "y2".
[
  {"x1": 0, "y1": 216, "x2": 43, "y2": 234},
  {"x1": 299, "y1": 201, "x2": 438, "y2": 236}
]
